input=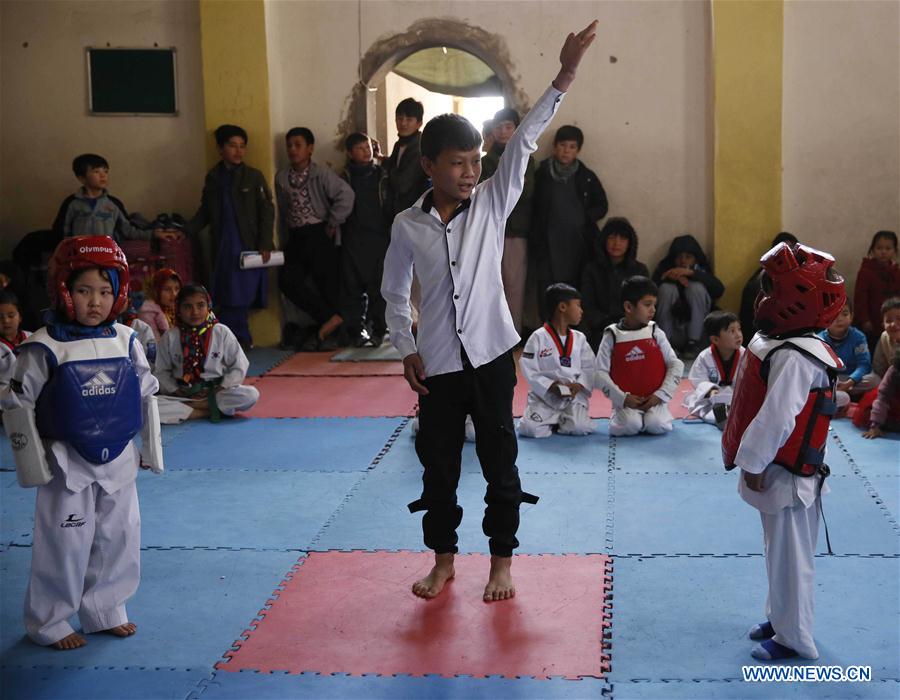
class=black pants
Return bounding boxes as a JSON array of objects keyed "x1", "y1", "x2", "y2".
[
  {"x1": 279, "y1": 223, "x2": 340, "y2": 325},
  {"x1": 339, "y1": 239, "x2": 387, "y2": 336},
  {"x1": 411, "y1": 350, "x2": 536, "y2": 557}
]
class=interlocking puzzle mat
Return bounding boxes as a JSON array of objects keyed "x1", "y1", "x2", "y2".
[
  {"x1": 266, "y1": 352, "x2": 403, "y2": 376},
  {"x1": 244, "y1": 347, "x2": 296, "y2": 377},
  {"x1": 218, "y1": 551, "x2": 612, "y2": 680},
  {"x1": 242, "y1": 376, "x2": 418, "y2": 418}
]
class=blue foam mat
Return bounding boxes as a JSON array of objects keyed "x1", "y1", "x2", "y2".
[
  {"x1": 613, "y1": 679, "x2": 900, "y2": 699},
  {"x1": 313, "y1": 469, "x2": 609, "y2": 554},
  {"x1": 1, "y1": 474, "x2": 34, "y2": 548},
  {"x1": 373, "y1": 420, "x2": 610, "y2": 475},
  {"x1": 866, "y1": 474, "x2": 899, "y2": 523},
  {"x1": 162, "y1": 417, "x2": 403, "y2": 470},
  {"x1": 609, "y1": 555, "x2": 900, "y2": 682},
  {"x1": 0, "y1": 546, "x2": 301, "y2": 669},
  {"x1": 0, "y1": 433, "x2": 13, "y2": 471},
  {"x1": 612, "y1": 423, "x2": 725, "y2": 473},
  {"x1": 245, "y1": 347, "x2": 295, "y2": 377},
  {"x1": 0, "y1": 667, "x2": 209, "y2": 700},
  {"x1": 201, "y1": 670, "x2": 608, "y2": 699},
  {"x1": 829, "y1": 420, "x2": 900, "y2": 474},
  {"x1": 613, "y1": 473, "x2": 898, "y2": 555}
]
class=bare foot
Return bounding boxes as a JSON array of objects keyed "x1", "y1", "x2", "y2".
[
  {"x1": 412, "y1": 553, "x2": 455, "y2": 599},
  {"x1": 103, "y1": 622, "x2": 137, "y2": 637},
  {"x1": 52, "y1": 632, "x2": 86, "y2": 650},
  {"x1": 483, "y1": 555, "x2": 515, "y2": 602},
  {"x1": 188, "y1": 405, "x2": 210, "y2": 420},
  {"x1": 319, "y1": 314, "x2": 343, "y2": 340}
]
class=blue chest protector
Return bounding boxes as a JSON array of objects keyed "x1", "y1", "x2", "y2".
[{"x1": 27, "y1": 325, "x2": 142, "y2": 464}]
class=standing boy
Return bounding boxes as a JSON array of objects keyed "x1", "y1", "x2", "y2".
[
  {"x1": 723, "y1": 242, "x2": 845, "y2": 661},
  {"x1": 479, "y1": 108, "x2": 535, "y2": 333},
  {"x1": 382, "y1": 21, "x2": 598, "y2": 601},
  {"x1": 383, "y1": 98, "x2": 430, "y2": 222},
  {"x1": 340, "y1": 133, "x2": 389, "y2": 347},
  {"x1": 518, "y1": 284, "x2": 595, "y2": 438},
  {"x1": 275, "y1": 127, "x2": 355, "y2": 350},
  {"x1": 595, "y1": 276, "x2": 684, "y2": 436}
]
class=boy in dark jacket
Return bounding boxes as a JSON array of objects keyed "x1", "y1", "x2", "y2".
[
  {"x1": 340, "y1": 133, "x2": 389, "y2": 347},
  {"x1": 581, "y1": 217, "x2": 649, "y2": 350},
  {"x1": 383, "y1": 98, "x2": 430, "y2": 222},
  {"x1": 186, "y1": 125, "x2": 274, "y2": 346},
  {"x1": 652, "y1": 234, "x2": 724, "y2": 357},
  {"x1": 531, "y1": 125, "x2": 608, "y2": 319}
]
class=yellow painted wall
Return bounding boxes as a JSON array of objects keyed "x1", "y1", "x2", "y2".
[
  {"x1": 712, "y1": 0, "x2": 783, "y2": 314},
  {"x1": 199, "y1": 0, "x2": 281, "y2": 346}
]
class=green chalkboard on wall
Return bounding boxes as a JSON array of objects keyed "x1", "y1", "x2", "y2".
[{"x1": 87, "y1": 48, "x2": 178, "y2": 115}]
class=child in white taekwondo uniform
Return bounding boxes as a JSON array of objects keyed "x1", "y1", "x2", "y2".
[
  {"x1": 155, "y1": 285, "x2": 259, "y2": 423},
  {"x1": 723, "y1": 242, "x2": 846, "y2": 661},
  {"x1": 595, "y1": 276, "x2": 684, "y2": 436},
  {"x1": 0, "y1": 289, "x2": 31, "y2": 390},
  {"x1": 1, "y1": 236, "x2": 164, "y2": 651},
  {"x1": 684, "y1": 310, "x2": 743, "y2": 426},
  {"x1": 519, "y1": 284, "x2": 595, "y2": 437}
]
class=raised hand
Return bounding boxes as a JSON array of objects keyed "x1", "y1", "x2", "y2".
[{"x1": 553, "y1": 20, "x2": 599, "y2": 92}]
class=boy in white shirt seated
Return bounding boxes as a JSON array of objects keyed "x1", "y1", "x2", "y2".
[
  {"x1": 518, "y1": 284, "x2": 595, "y2": 438},
  {"x1": 684, "y1": 310, "x2": 743, "y2": 426}
]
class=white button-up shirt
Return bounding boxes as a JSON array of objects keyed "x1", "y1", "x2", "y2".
[{"x1": 382, "y1": 84, "x2": 564, "y2": 377}]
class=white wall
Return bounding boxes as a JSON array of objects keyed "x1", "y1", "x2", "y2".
[
  {"x1": 782, "y1": 0, "x2": 900, "y2": 294},
  {"x1": 265, "y1": 0, "x2": 714, "y2": 271},
  {"x1": 0, "y1": 0, "x2": 206, "y2": 256}
]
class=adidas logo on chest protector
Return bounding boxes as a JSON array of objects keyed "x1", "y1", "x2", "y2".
[
  {"x1": 624, "y1": 346, "x2": 645, "y2": 362},
  {"x1": 82, "y1": 370, "x2": 117, "y2": 397}
]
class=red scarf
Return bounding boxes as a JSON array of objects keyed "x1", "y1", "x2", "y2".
[{"x1": 178, "y1": 313, "x2": 218, "y2": 385}]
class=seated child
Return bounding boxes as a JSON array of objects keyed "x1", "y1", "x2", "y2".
[
  {"x1": 860, "y1": 350, "x2": 900, "y2": 439},
  {"x1": 1, "y1": 235, "x2": 163, "y2": 650},
  {"x1": 595, "y1": 276, "x2": 684, "y2": 436},
  {"x1": 155, "y1": 285, "x2": 259, "y2": 424},
  {"x1": 684, "y1": 310, "x2": 742, "y2": 426},
  {"x1": 120, "y1": 295, "x2": 157, "y2": 365},
  {"x1": 723, "y1": 241, "x2": 845, "y2": 661},
  {"x1": 0, "y1": 290, "x2": 30, "y2": 390},
  {"x1": 581, "y1": 217, "x2": 649, "y2": 351},
  {"x1": 138, "y1": 268, "x2": 181, "y2": 340},
  {"x1": 854, "y1": 231, "x2": 899, "y2": 351},
  {"x1": 51, "y1": 154, "x2": 177, "y2": 243},
  {"x1": 518, "y1": 284, "x2": 595, "y2": 438},
  {"x1": 817, "y1": 300, "x2": 876, "y2": 409},
  {"x1": 652, "y1": 234, "x2": 724, "y2": 357},
  {"x1": 872, "y1": 297, "x2": 900, "y2": 378}
]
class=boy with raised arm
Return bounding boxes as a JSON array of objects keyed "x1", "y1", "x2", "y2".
[{"x1": 382, "y1": 21, "x2": 598, "y2": 602}]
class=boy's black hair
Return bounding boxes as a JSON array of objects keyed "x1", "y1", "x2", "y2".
[
  {"x1": 177, "y1": 284, "x2": 211, "y2": 308},
  {"x1": 771, "y1": 231, "x2": 798, "y2": 247},
  {"x1": 703, "y1": 310, "x2": 739, "y2": 339},
  {"x1": 344, "y1": 132, "x2": 369, "y2": 151},
  {"x1": 0, "y1": 289, "x2": 20, "y2": 308},
  {"x1": 882, "y1": 297, "x2": 900, "y2": 316},
  {"x1": 492, "y1": 107, "x2": 520, "y2": 127},
  {"x1": 599, "y1": 217, "x2": 638, "y2": 262},
  {"x1": 554, "y1": 124, "x2": 584, "y2": 148},
  {"x1": 621, "y1": 276, "x2": 658, "y2": 306},
  {"x1": 395, "y1": 97, "x2": 424, "y2": 122},
  {"x1": 67, "y1": 267, "x2": 112, "y2": 290},
  {"x1": 215, "y1": 124, "x2": 248, "y2": 146},
  {"x1": 420, "y1": 114, "x2": 482, "y2": 162},
  {"x1": 544, "y1": 283, "x2": 581, "y2": 320},
  {"x1": 869, "y1": 230, "x2": 898, "y2": 255},
  {"x1": 286, "y1": 127, "x2": 315, "y2": 145},
  {"x1": 72, "y1": 153, "x2": 109, "y2": 177}
]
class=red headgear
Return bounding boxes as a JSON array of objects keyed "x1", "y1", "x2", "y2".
[
  {"x1": 48, "y1": 236, "x2": 130, "y2": 323},
  {"x1": 754, "y1": 242, "x2": 846, "y2": 336}
]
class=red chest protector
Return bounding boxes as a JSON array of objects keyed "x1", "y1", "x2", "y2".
[
  {"x1": 608, "y1": 322, "x2": 667, "y2": 397},
  {"x1": 722, "y1": 333, "x2": 843, "y2": 476}
]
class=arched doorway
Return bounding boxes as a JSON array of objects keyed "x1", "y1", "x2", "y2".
[{"x1": 339, "y1": 18, "x2": 528, "y2": 148}]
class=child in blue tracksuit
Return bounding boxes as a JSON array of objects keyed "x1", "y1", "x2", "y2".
[{"x1": 818, "y1": 300, "x2": 876, "y2": 409}]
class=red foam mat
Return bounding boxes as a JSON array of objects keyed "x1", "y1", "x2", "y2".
[
  {"x1": 513, "y1": 372, "x2": 693, "y2": 419},
  {"x1": 267, "y1": 352, "x2": 403, "y2": 377},
  {"x1": 241, "y1": 375, "x2": 417, "y2": 418},
  {"x1": 219, "y1": 551, "x2": 612, "y2": 679}
]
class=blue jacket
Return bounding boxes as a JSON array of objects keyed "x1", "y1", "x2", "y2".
[{"x1": 817, "y1": 325, "x2": 872, "y2": 383}]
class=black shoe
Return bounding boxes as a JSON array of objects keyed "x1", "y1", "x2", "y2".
[
  {"x1": 713, "y1": 403, "x2": 728, "y2": 430},
  {"x1": 351, "y1": 328, "x2": 372, "y2": 348},
  {"x1": 299, "y1": 334, "x2": 321, "y2": 352},
  {"x1": 319, "y1": 335, "x2": 339, "y2": 352}
]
